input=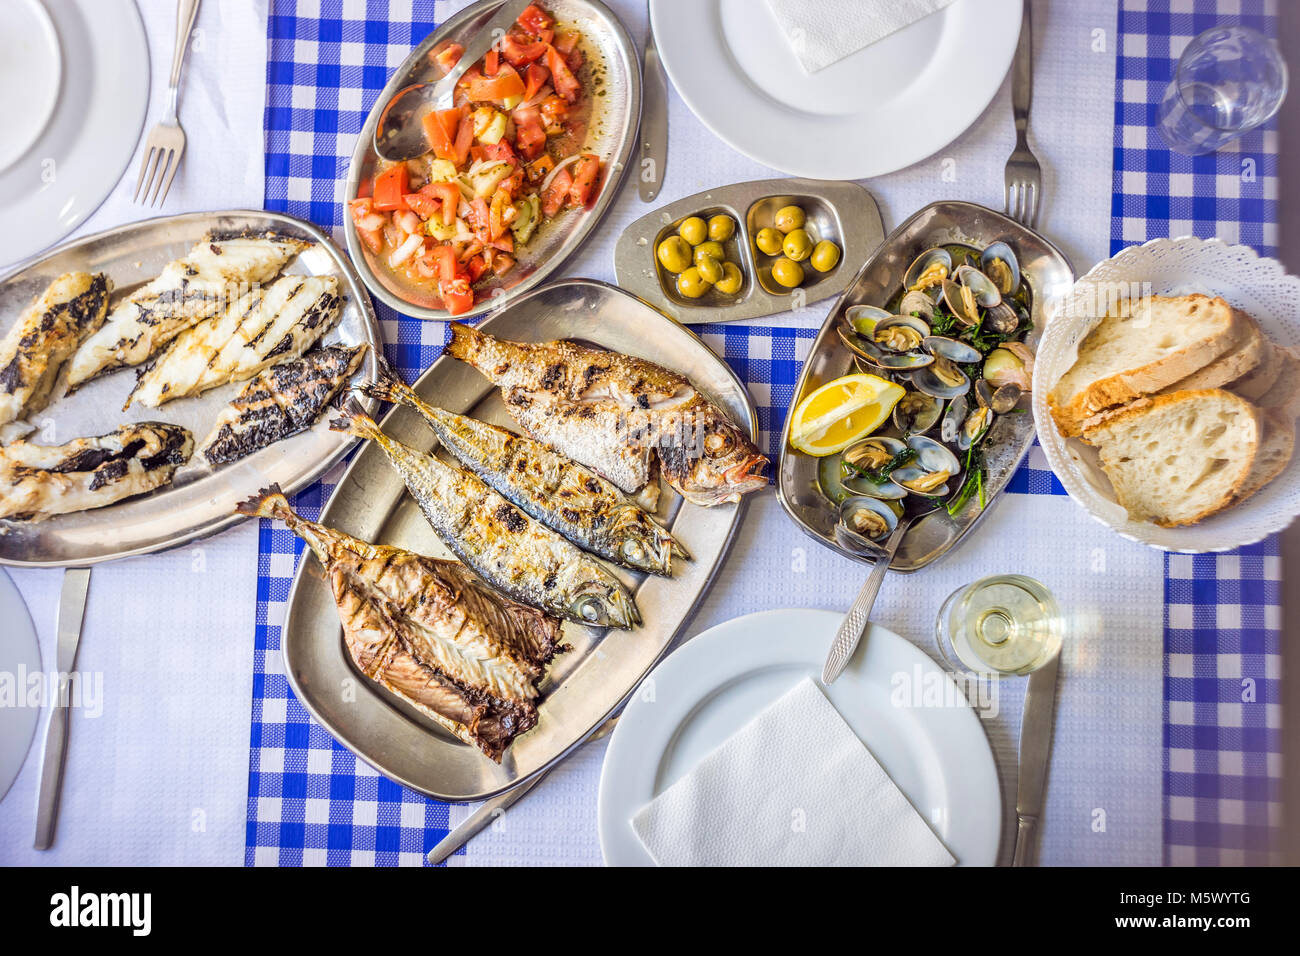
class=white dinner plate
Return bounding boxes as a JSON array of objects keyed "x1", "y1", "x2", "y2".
[
  {"x1": 0, "y1": 0, "x2": 150, "y2": 268},
  {"x1": 648, "y1": 0, "x2": 1021, "y2": 180},
  {"x1": 0, "y1": 569, "x2": 42, "y2": 803},
  {"x1": 597, "y1": 608, "x2": 1002, "y2": 866}
]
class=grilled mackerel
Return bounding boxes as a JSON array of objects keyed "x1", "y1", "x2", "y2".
[
  {"x1": 67, "y1": 231, "x2": 311, "y2": 389},
  {"x1": 444, "y1": 323, "x2": 769, "y2": 508},
  {"x1": 0, "y1": 423, "x2": 192, "y2": 520},
  {"x1": 330, "y1": 407, "x2": 640, "y2": 629},
  {"x1": 127, "y1": 274, "x2": 342, "y2": 409},
  {"x1": 362, "y1": 365, "x2": 688, "y2": 576},
  {"x1": 236, "y1": 486, "x2": 566, "y2": 761},
  {"x1": 0, "y1": 272, "x2": 110, "y2": 428},
  {"x1": 200, "y1": 344, "x2": 367, "y2": 465}
]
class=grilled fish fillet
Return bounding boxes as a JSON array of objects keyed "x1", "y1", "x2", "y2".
[
  {"x1": 0, "y1": 423, "x2": 192, "y2": 520},
  {"x1": 0, "y1": 272, "x2": 110, "y2": 428},
  {"x1": 67, "y1": 231, "x2": 311, "y2": 389},
  {"x1": 236, "y1": 485, "x2": 566, "y2": 761},
  {"x1": 200, "y1": 344, "x2": 367, "y2": 465},
  {"x1": 126, "y1": 274, "x2": 342, "y2": 409},
  {"x1": 330, "y1": 406, "x2": 640, "y2": 629},
  {"x1": 444, "y1": 323, "x2": 769, "y2": 507},
  {"x1": 362, "y1": 363, "x2": 688, "y2": 576}
]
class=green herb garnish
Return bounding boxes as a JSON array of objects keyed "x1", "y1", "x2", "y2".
[{"x1": 842, "y1": 447, "x2": 917, "y2": 484}]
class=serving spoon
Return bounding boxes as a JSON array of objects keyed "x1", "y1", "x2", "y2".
[{"x1": 374, "y1": 0, "x2": 534, "y2": 163}]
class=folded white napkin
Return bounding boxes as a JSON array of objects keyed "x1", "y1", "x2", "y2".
[
  {"x1": 630, "y1": 677, "x2": 956, "y2": 866},
  {"x1": 765, "y1": 0, "x2": 957, "y2": 74}
]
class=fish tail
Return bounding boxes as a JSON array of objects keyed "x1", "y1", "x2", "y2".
[
  {"x1": 444, "y1": 322, "x2": 485, "y2": 364},
  {"x1": 328, "y1": 405, "x2": 386, "y2": 444},
  {"x1": 359, "y1": 357, "x2": 418, "y2": 408},
  {"x1": 235, "y1": 483, "x2": 292, "y2": 521}
]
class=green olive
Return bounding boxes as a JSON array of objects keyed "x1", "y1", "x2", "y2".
[
  {"x1": 811, "y1": 239, "x2": 841, "y2": 273},
  {"x1": 783, "y1": 228, "x2": 813, "y2": 263},
  {"x1": 678, "y1": 216, "x2": 708, "y2": 246},
  {"x1": 715, "y1": 261, "x2": 743, "y2": 295},
  {"x1": 707, "y1": 215, "x2": 736, "y2": 242},
  {"x1": 755, "y1": 227, "x2": 784, "y2": 256},
  {"x1": 677, "y1": 266, "x2": 712, "y2": 299},
  {"x1": 773, "y1": 204, "x2": 806, "y2": 233},
  {"x1": 694, "y1": 240, "x2": 726, "y2": 265},
  {"x1": 770, "y1": 257, "x2": 803, "y2": 289},
  {"x1": 696, "y1": 254, "x2": 724, "y2": 285},
  {"x1": 656, "y1": 236, "x2": 693, "y2": 273}
]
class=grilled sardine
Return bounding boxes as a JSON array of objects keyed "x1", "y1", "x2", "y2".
[
  {"x1": 236, "y1": 486, "x2": 566, "y2": 761},
  {"x1": 361, "y1": 364, "x2": 688, "y2": 575},
  {"x1": 0, "y1": 422, "x2": 192, "y2": 520},
  {"x1": 200, "y1": 344, "x2": 367, "y2": 465},
  {"x1": 0, "y1": 272, "x2": 110, "y2": 428},
  {"x1": 330, "y1": 407, "x2": 640, "y2": 629},
  {"x1": 67, "y1": 231, "x2": 311, "y2": 388},
  {"x1": 444, "y1": 323, "x2": 769, "y2": 507}
]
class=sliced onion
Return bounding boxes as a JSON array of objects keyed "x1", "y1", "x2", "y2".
[
  {"x1": 394, "y1": 210, "x2": 420, "y2": 236},
  {"x1": 540, "y1": 153, "x2": 583, "y2": 193},
  {"x1": 388, "y1": 233, "x2": 424, "y2": 268},
  {"x1": 357, "y1": 213, "x2": 387, "y2": 232},
  {"x1": 517, "y1": 84, "x2": 554, "y2": 113}
]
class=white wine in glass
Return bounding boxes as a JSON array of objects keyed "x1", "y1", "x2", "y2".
[{"x1": 936, "y1": 574, "x2": 1062, "y2": 675}]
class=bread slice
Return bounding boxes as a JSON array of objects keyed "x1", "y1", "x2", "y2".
[
  {"x1": 1234, "y1": 410, "x2": 1294, "y2": 504},
  {"x1": 1163, "y1": 311, "x2": 1265, "y2": 392},
  {"x1": 1255, "y1": 346, "x2": 1300, "y2": 419},
  {"x1": 1082, "y1": 388, "x2": 1260, "y2": 527},
  {"x1": 1049, "y1": 295, "x2": 1243, "y2": 437},
  {"x1": 1231, "y1": 340, "x2": 1285, "y2": 401}
]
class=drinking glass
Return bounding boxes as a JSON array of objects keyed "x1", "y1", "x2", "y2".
[
  {"x1": 935, "y1": 574, "x2": 1062, "y2": 676},
  {"x1": 1157, "y1": 25, "x2": 1288, "y2": 155}
]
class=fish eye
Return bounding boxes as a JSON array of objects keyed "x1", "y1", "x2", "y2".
[
  {"x1": 573, "y1": 596, "x2": 607, "y2": 624},
  {"x1": 704, "y1": 431, "x2": 734, "y2": 456},
  {"x1": 623, "y1": 541, "x2": 645, "y2": 561}
]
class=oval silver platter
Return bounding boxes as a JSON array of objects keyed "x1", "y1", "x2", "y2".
[
  {"x1": 343, "y1": 0, "x2": 641, "y2": 321},
  {"x1": 614, "y1": 178, "x2": 884, "y2": 324},
  {"x1": 0, "y1": 210, "x2": 382, "y2": 568},
  {"x1": 777, "y1": 201, "x2": 1075, "y2": 572},
  {"x1": 281, "y1": 279, "x2": 757, "y2": 801}
]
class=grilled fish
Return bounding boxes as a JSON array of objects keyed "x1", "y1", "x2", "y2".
[
  {"x1": 236, "y1": 486, "x2": 566, "y2": 761},
  {"x1": 126, "y1": 274, "x2": 342, "y2": 409},
  {"x1": 0, "y1": 272, "x2": 110, "y2": 428},
  {"x1": 67, "y1": 231, "x2": 311, "y2": 389},
  {"x1": 200, "y1": 344, "x2": 367, "y2": 465},
  {"x1": 444, "y1": 323, "x2": 769, "y2": 507},
  {"x1": 361, "y1": 364, "x2": 688, "y2": 576},
  {"x1": 0, "y1": 422, "x2": 192, "y2": 520},
  {"x1": 330, "y1": 407, "x2": 640, "y2": 629}
]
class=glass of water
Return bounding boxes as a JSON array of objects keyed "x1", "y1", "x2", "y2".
[
  {"x1": 1157, "y1": 25, "x2": 1288, "y2": 155},
  {"x1": 935, "y1": 574, "x2": 1062, "y2": 676}
]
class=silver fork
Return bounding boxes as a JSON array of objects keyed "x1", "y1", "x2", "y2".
[
  {"x1": 133, "y1": 0, "x2": 202, "y2": 206},
  {"x1": 1003, "y1": 0, "x2": 1041, "y2": 228}
]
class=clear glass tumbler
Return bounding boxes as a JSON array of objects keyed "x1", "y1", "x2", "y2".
[
  {"x1": 935, "y1": 574, "x2": 1062, "y2": 676},
  {"x1": 1157, "y1": 25, "x2": 1288, "y2": 155}
]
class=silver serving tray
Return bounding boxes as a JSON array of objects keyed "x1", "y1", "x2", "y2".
[
  {"x1": 614, "y1": 178, "x2": 883, "y2": 324},
  {"x1": 0, "y1": 210, "x2": 382, "y2": 568},
  {"x1": 281, "y1": 279, "x2": 756, "y2": 800},
  {"x1": 343, "y1": 0, "x2": 641, "y2": 321},
  {"x1": 777, "y1": 201, "x2": 1075, "y2": 571}
]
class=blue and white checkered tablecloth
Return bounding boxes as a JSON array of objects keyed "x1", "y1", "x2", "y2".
[{"x1": 246, "y1": 0, "x2": 1282, "y2": 865}]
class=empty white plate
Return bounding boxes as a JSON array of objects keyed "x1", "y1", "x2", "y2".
[
  {"x1": 0, "y1": 0, "x2": 63, "y2": 173},
  {"x1": 0, "y1": 569, "x2": 42, "y2": 802}
]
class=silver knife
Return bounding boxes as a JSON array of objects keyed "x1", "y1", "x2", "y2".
[
  {"x1": 33, "y1": 567, "x2": 91, "y2": 850},
  {"x1": 638, "y1": 8, "x2": 668, "y2": 202},
  {"x1": 1011, "y1": 650, "x2": 1060, "y2": 866},
  {"x1": 426, "y1": 715, "x2": 619, "y2": 865}
]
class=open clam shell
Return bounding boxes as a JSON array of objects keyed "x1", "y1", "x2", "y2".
[
  {"x1": 903, "y1": 247, "x2": 953, "y2": 297},
  {"x1": 892, "y1": 434, "x2": 962, "y2": 497},
  {"x1": 980, "y1": 241, "x2": 1021, "y2": 296},
  {"x1": 836, "y1": 495, "x2": 900, "y2": 549},
  {"x1": 840, "y1": 436, "x2": 909, "y2": 499},
  {"x1": 840, "y1": 325, "x2": 934, "y2": 370},
  {"x1": 892, "y1": 390, "x2": 942, "y2": 436},
  {"x1": 940, "y1": 393, "x2": 969, "y2": 444},
  {"x1": 957, "y1": 404, "x2": 993, "y2": 451},
  {"x1": 955, "y1": 263, "x2": 1001, "y2": 309},
  {"x1": 872, "y1": 313, "x2": 930, "y2": 353},
  {"x1": 942, "y1": 278, "x2": 982, "y2": 327},
  {"x1": 909, "y1": 353, "x2": 971, "y2": 399},
  {"x1": 844, "y1": 304, "x2": 891, "y2": 337}
]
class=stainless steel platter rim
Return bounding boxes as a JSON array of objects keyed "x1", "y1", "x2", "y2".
[
  {"x1": 281, "y1": 277, "x2": 758, "y2": 801},
  {"x1": 0, "y1": 208, "x2": 383, "y2": 568},
  {"x1": 342, "y1": 0, "x2": 643, "y2": 322}
]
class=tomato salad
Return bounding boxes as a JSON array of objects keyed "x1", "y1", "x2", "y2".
[{"x1": 350, "y1": 3, "x2": 603, "y2": 315}]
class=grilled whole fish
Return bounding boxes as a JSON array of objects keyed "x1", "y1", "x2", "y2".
[
  {"x1": 361, "y1": 364, "x2": 688, "y2": 576},
  {"x1": 330, "y1": 407, "x2": 640, "y2": 629},
  {"x1": 0, "y1": 272, "x2": 110, "y2": 428},
  {"x1": 200, "y1": 344, "x2": 367, "y2": 466},
  {"x1": 236, "y1": 486, "x2": 566, "y2": 761},
  {"x1": 67, "y1": 231, "x2": 311, "y2": 389},
  {"x1": 0, "y1": 422, "x2": 192, "y2": 520},
  {"x1": 444, "y1": 323, "x2": 769, "y2": 507},
  {"x1": 126, "y1": 274, "x2": 342, "y2": 409}
]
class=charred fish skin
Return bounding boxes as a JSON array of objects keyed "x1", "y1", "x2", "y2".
[
  {"x1": 444, "y1": 323, "x2": 769, "y2": 507},
  {"x1": 0, "y1": 422, "x2": 193, "y2": 520},
  {"x1": 235, "y1": 485, "x2": 566, "y2": 761},
  {"x1": 199, "y1": 344, "x2": 367, "y2": 466},
  {"x1": 361, "y1": 365, "x2": 688, "y2": 575},
  {"x1": 329, "y1": 407, "x2": 641, "y2": 629},
  {"x1": 0, "y1": 272, "x2": 111, "y2": 427}
]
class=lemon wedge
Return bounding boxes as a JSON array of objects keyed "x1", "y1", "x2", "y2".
[{"x1": 788, "y1": 373, "x2": 906, "y2": 456}]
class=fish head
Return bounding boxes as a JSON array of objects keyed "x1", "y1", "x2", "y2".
[
  {"x1": 658, "y1": 416, "x2": 769, "y2": 506},
  {"x1": 569, "y1": 583, "x2": 641, "y2": 629}
]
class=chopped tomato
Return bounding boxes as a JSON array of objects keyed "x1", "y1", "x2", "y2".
[
  {"x1": 541, "y1": 166, "x2": 572, "y2": 217},
  {"x1": 491, "y1": 252, "x2": 516, "y2": 276},
  {"x1": 465, "y1": 65, "x2": 525, "y2": 106},
  {"x1": 421, "y1": 108, "x2": 461, "y2": 161},
  {"x1": 517, "y1": 4, "x2": 553, "y2": 36},
  {"x1": 489, "y1": 188, "x2": 515, "y2": 239},
  {"x1": 465, "y1": 254, "x2": 489, "y2": 282},
  {"x1": 403, "y1": 192, "x2": 440, "y2": 219},
  {"x1": 467, "y1": 197, "x2": 492, "y2": 242},
  {"x1": 452, "y1": 107, "x2": 474, "y2": 165},
  {"x1": 565, "y1": 45, "x2": 584, "y2": 74},
  {"x1": 416, "y1": 181, "x2": 461, "y2": 226},
  {"x1": 432, "y1": 43, "x2": 463, "y2": 75},
  {"x1": 440, "y1": 275, "x2": 475, "y2": 315},
  {"x1": 513, "y1": 106, "x2": 546, "y2": 159},
  {"x1": 524, "y1": 62, "x2": 549, "y2": 101},
  {"x1": 544, "y1": 45, "x2": 581, "y2": 103},
  {"x1": 567, "y1": 154, "x2": 601, "y2": 208},
  {"x1": 497, "y1": 168, "x2": 526, "y2": 200},
  {"x1": 349, "y1": 198, "x2": 386, "y2": 255},
  {"x1": 554, "y1": 29, "x2": 579, "y2": 55},
  {"x1": 372, "y1": 164, "x2": 409, "y2": 211},
  {"x1": 526, "y1": 154, "x2": 554, "y2": 183},
  {"x1": 483, "y1": 140, "x2": 516, "y2": 164},
  {"x1": 500, "y1": 34, "x2": 547, "y2": 67},
  {"x1": 484, "y1": 47, "x2": 499, "y2": 76},
  {"x1": 540, "y1": 94, "x2": 568, "y2": 130}
]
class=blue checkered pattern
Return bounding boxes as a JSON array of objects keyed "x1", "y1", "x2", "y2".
[
  {"x1": 247, "y1": 0, "x2": 1283, "y2": 865},
  {"x1": 1112, "y1": 0, "x2": 1283, "y2": 864}
]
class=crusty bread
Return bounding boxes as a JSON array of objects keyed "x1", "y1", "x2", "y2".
[
  {"x1": 1255, "y1": 346, "x2": 1300, "y2": 419},
  {"x1": 1164, "y1": 311, "x2": 1265, "y2": 392},
  {"x1": 1082, "y1": 388, "x2": 1260, "y2": 527},
  {"x1": 1049, "y1": 295, "x2": 1242, "y2": 436},
  {"x1": 1234, "y1": 410, "x2": 1294, "y2": 504},
  {"x1": 1231, "y1": 340, "x2": 1285, "y2": 401}
]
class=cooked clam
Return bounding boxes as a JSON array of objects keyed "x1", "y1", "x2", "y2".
[
  {"x1": 990, "y1": 382, "x2": 1022, "y2": 413},
  {"x1": 839, "y1": 325, "x2": 934, "y2": 371},
  {"x1": 924, "y1": 335, "x2": 982, "y2": 364},
  {"x1": 892, "y1": 391, "x2": 941, "y2": 436},
  {"x1": 837, "y1": 495, "x2": 899, "y2": 547},
  {"x1": 845, "y1": 304, "x2": 891, "y2": 336},
  {"x1": 898, "y1": 290, "x2": 936, "y2": 322},
  {"x1": 891, "y1": 435, "x2": 961, "y2": 497},
  {"x1": 980, "y1": 242, "x2": 1021, "y2": 296},
  {"x1": 872, "y1": 314, "x2": 930, "y2": 353},
  {"x1": 955, "y1": 264, "x2": 1002, "y2": 309},
  {"x1": 984, "y1": 301, "x2": 1019, "y2": 334},
  {"x1": 942, "y1": 278, "x2": 982, "y2": 327},
  {"x1": 841, "y1": 436, "x2": 909, "y2": 499},
  {"x1": 984, "y1": 341, "x2": 1034, "y2": 391},
  {"x1": 940, "y1": 393, "x2": 969, "y2": 443},
  {"x1": 903, "y1": 248, "x2": 953, "y2": 296},
  {"x1": 909, "y1": 354, "x2": 970, "y2": 400},
  {"x1": 958, "y1": 404, "x2": 992, "y2": 450}
]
